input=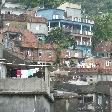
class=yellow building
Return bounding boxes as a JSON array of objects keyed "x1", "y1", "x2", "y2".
[
  {"x1": 58, "y1": 2, "x2": 81, "y2": 10},
  {"x1": 58, "y1": 2, "x2": 81, "y2": 20}
]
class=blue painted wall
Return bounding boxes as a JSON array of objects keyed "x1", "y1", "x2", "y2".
[
  {"x1": 76, "y1": 45, "x2": 92, "y2": 57},
  {"x1": 36, "y1": 9, "x2": 65, "y2": 20},
  {"x1": 36, "y1": 9, "x2": 93, "y2": 58}
]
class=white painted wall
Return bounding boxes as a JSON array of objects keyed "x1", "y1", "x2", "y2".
[
  {"x1": 0, "y1": 64, "x2": 7, "y2": 78},
  {"x1": 27, "y1": 23, "x2": 48, "y2": 35}
]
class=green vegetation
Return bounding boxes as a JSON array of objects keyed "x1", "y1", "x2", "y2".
[
  {"x1": 20, "y1": 0, "x2": 112, "y2": 15},
  {"x1": 20, "y1": 0, "x2": 112, "y2": 53},
  {"x1": 92, "y1": 13, "x2": 112, "y2": 48},
  {"x1": 20, "y1": 0, "x2": 65, "y2": 8},
  {"x1": 46, "y1": 27, "x2": 75, "y2": 65},
  {"x1": 47, "y1": 28, "x2": 74, "y2": 49},
  {"x1": 72, "y1": 0, "x2": 112, "y2": 16}
]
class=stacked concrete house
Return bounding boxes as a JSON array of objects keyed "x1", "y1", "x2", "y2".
[{"x1": 36, "y1": 2, "x2": 94, "y2": 66}]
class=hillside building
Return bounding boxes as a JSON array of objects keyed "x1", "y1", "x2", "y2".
[{"x1": 36, "y1": 2, "x2": 94, "y2": 66}]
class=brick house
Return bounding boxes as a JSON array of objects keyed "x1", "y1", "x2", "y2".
[
  {"x1": 1, "y1": 13, "x2": 84, "y2": 66},
  {"x1": 3, "y1": 14, "x2": 48, "y2": 35},
  {"x1": 94, "y1": 41, "x2": 112, "y2": 58},
  {"x1": 1, "y1": 27, "x2": 57, "y2": 65},
  {"x1": 93, "y1": 41, "x2": 112, "y2": 69}
]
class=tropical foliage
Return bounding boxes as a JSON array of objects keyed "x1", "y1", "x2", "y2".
[
  {"x1": 45, "y1": 27, "x2": 75, "y2": 65},
  {"x1": 20, "y1": 0, "x2": 112, "y2": 15},
  {"x1": 92, "y1": 13, "x2": 112, "y2": 48},
  {"x1": 20, "y1": 0, "x2": 65, "y2": 8},
  {"x1": 47, "y1": 28, "x2": 74, "y2": 49},
  {"x1": 73, "y1": 0, "x2": 112, "y2": 16}
]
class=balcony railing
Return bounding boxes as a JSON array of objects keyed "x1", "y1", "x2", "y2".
[
  {"x1": 63, "y1": 28, "x2": 93, "y2": 36},
  {"x1": 69, "y1": 17, "x2": 94, "y2": 24},
  {"x1": 49, "y1": 27, "x2": 93, "y2": 36}
]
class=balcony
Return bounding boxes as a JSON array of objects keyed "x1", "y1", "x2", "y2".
[
  {"x1": 82, "y1": 31, "x2": 93, "y2": 36},
  {"x1": 63, "y1": 27, "x2": 72, "y2": 33},
  {"x1": 72, "y1": 30, "x2": 80, "y2": 34},
  {"x1": 71, "y1": 30, "x2": 92, "y2": 37},
  {"x1": 72, "y1": 17, "x2": 94, "y2": 24},
  {"x1": 76, "y1": 40, "x2": 91, "y2": 46}
]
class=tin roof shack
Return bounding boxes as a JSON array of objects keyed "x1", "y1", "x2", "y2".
[
  {"x1": 0, "y1": 66, "x2": 53, "y2": 112},
  {"x1": 52, "y1": 82, "x2": 110, "y2": 112}
]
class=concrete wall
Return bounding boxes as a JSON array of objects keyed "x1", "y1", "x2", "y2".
[
  {"x1": 0, "y1": 68, "x2": 51, "y2": 112},
  {"x1": 51, "y1": 97, "x2": 79, "y2": 112},
  {"x1": 0, "y1": 43, "x2": 3, "y2": 58},
  {"x1": 0, "y1": 64, "x2": 7, "y2": 78},
  {"x1": 0, "y1": 77, "x2": 49, "y2": 94},
  {"x1": 66, "y1": 8, "x2": 81, "y2": 19},
  {"x1": 27, "y1": 22, "x2": 48, "y2": 35},
  {"x1": 0, "y1": 95, "x2": 50, "y2": 112},
  {"x1": 45, "y1": 67, "x2": 50, "y2": 94},
  {"x1": 0, "y1": 67, "x2": 50, "y2": 95}
]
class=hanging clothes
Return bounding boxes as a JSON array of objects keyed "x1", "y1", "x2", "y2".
[
  {"x1": 32, "y1": 69, "x2": 37, "y2": 74},
  {"x1": 21, "y1": 70, "x2": 29, "y2": 78},
  {"x1": 28, "y1": 69, "x2": 33, "y2": 77},
  {"x1": 16, "y1": 69, "x2": 22, "y2": 78},
  {"x1": 10, "y1": 69, "x2": 16, "y2": 78}
]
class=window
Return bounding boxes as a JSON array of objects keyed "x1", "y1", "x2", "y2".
[
  {"x1": 74, "y1": 17, "x2": 78, "y2": 21},
  {"x1": 50, "y1": 22, "x2": 59, "y2": 27},
  {"x1": 76, "y1": 41, "x2": 80, "y2": 45},
  {"x1": 82, "y1": 41, "x2": 85, "y2": 45},
  {"x1": 38, "y1": 50, "x2": 42, "y2": 57},
  {"x1": 90, "y1": 79, "x2": 93, "y2": 81},
  {"x1": 27, "y1": 49, "x2": 32, "y2": 56},
  {"x1": 36, "y1": 25, "x2": 40, "y2": 30},
  {"x1": 99, "y1": 53, "x2": 104, "y2": 57},
  {"x1": 84, "y1": 96, "x2": 93, "y2": 103},
  {"x1": 47, "y1": 51, "x2": 52, "y2": 57},
  {"x1": 65, "y1": 51, "x2": 70, "y2": 57},
  {"x1": 98, "y1": 95, "x2": 102, "y2": 105},
  {"x1": 52, "y1": 15, "x2": 59, "y2": 19}
]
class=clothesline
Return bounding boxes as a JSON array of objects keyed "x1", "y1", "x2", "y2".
[
  {"x1": 16, "y1": 68, "x2": 40, "y2": 78},
  {"x1": 7, "y1": 67, "x2": 45, "y2": 79}
]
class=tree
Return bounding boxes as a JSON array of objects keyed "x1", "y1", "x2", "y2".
[
  {"x1": 92, "y1": 13, "x2": 112, "y2": 49},
  {"x1": 45, "y1": 27, "x2": 75, "y2": 65},
  {"x1": 20, "y1": 0, "x2": 112, "y2": 15},
  {"x1": 20, "y1": 0, "x2": 65, "y2": 8}
]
